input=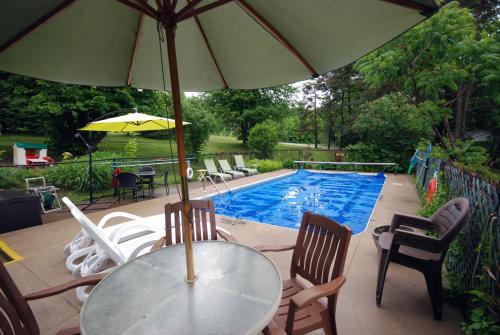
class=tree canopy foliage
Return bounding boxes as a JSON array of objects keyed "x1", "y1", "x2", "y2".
[
  {"x1": 0, "y1": 73, "x2": 213, "y2": 155},
  {"x1": 204, "y1": 86, "x2": 296, "y2": 145}
]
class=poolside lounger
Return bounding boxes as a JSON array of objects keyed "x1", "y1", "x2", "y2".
[
  {"x1": 234, "y1": 155, "x2": 258, "y2": 176},
  {"x1": 217, "y1": 159, "x2": 245, "y2": 179},
  {"x1": 63, "y1": 197, "x2": 165, "y2": 273},
  {"x1": 64, "y1": 200, "x2": 165, "y2": 301},
  {"x1": 203, "y1": 159, "x2": 233, "y2": 182}
]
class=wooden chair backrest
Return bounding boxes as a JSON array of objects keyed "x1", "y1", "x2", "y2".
[
  {"x1": 0, "y1": 261, "x2": 39, "y2": 335},
  {"x1": 164, "y1": 200, "x2": 217, "y2": 245},
  {"x1": 291, "y1": 212, "x2": 352, "y2": 286}
]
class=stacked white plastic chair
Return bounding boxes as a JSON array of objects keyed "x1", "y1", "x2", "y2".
[{"x1": 62, "y1": 197, "x2": 165, "y2": 301}]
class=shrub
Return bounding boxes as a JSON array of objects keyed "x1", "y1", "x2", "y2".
[
  {"x1": 46, "y1": 151, "x2": 118, "y2": 192},
  {"x1": 246, "y1": 159, "x2": 283, "y2": 173},
  {"x1": 0, "y1": 167, "x2": 45, "y2": 190},
  {"x1": 248, "y1": 123, "x2": 279, "y2": 158},
  {"x1": 416, "y1": 172, "x2": 449, "y2": 218},
  {"x1": 282, "y1": 160, "x2": 296, "y2": 169},
  {"x1": 123, "y1": 138, "x2": 138, "y2": 157}
]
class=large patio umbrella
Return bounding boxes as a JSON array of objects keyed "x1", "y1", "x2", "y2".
[
  {"x1": 0, "y1": 0, "x2": 437, "y2": 282},
  {"x1": 77, "y1": 110, "x2": 189, "y2": 205},
  {"x1": 80, "y1": 111, "x2": 189, "y2": 132}
]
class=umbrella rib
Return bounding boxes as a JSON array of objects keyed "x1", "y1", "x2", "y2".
[
  {"x1": 127, "y1": 13, "x2": 144, "y2": 86},
  {"x1": 175, "y1": 0, "x2": 203, "y2": 21},
  {"x1": 381, "y1": 0, "x2": 435, "y2": 15},
  {"x1": 177, "y1": 0, "x2": 234, "y2": 22},
  {"x1": 133, "y1": 0, "x2": 158, "y2": 16},
  {"x1": 188, "y1": 0, "x2": 228, "y2": 89},
  {"x1": 234, "y1": 0, "x2": 318, "y2": 77},
  {"x1": 116, "y1": 0, "x2": 158, "y2": 20},
  {"x1": 0, "y1": 0, "x2": 78, "y2": 53},
  {"x1": 152, "y1": 120, "x2": 171, "y2": 129}
]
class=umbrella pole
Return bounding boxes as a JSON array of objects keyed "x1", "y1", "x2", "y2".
[{"x1": 165, "y1": 22, "x2": 196, "y2": 283}]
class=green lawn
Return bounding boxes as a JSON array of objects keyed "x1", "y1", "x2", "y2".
[
  {"x1": 0, "y1": 132, "x2": 311, "y2": 161},
  {"x1": 0, "y1": 133, "x2": 47, "y2": 146}
]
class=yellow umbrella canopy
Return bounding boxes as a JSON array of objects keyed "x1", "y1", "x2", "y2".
[{"x1": 79, "y1": 112, "x2": 189, "y2": 132}]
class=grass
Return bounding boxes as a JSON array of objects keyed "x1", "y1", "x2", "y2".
[{"x1": 0, "y1": 133, "x2": 47, "y2": 146}]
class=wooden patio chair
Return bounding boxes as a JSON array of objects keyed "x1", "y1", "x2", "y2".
[
  {"x1": 376, "y1": 197, "x2": 470, "y2": 320},
  {"x1": 152, "y1": 199, "x2": 236, "y2": 249},
  {"x1": 257, "y1": 212, "x2": 352, "y2": 335},
  {"x1": 0, "y1": 260, "x2": 104, "y2": 335}
]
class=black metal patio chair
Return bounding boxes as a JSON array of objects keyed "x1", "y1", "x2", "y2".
[{"x1": 116, "y1": 172, "x2": 144, "y2": 202}]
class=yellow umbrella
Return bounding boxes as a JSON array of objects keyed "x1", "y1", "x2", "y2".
[{"x1": 79, "y1": 111, "x2": 189, "y2": 132}]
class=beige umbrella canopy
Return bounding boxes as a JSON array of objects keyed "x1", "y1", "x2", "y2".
[{"x1": 0, "y1": 0, "x2": 437, "y2": 281}]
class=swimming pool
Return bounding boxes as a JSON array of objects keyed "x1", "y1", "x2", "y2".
[{"x1": 211, "y1": 170, "x2": 386, "y2": 234}]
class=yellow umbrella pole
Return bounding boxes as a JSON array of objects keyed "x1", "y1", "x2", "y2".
[{"x1": 164, "y1": 20, "x2": 195, "y2": 283}]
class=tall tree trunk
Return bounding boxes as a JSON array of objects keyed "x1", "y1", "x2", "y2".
[
  {"x1": 241, "y1": 122, "x2": 248, "y2": 146},
  {"x1": 314, "y1": 88, "x2": 318, "y2": 149},
  {"x1": 339, "y1": 91, "x2": 345, "y2": 149},
  {"x1": 454, "y1": 84, "x2": 472, "y2": 140}
]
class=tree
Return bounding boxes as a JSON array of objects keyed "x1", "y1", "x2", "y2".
[
  {"x1": 355, "y1": 2, "x2": 499, "y2": 153},
  {"x1": 349, "y1": 93, "x2": 434, "y2": 168},
  {"x1": 0, "y1": 72, "x2": 166, "y2": 155},
  {"x1": 301, "y1": 80, "x2": 320, "y2": 148},
  {"x1": 248, "y1": 123, "x2": 279, "y2": 158},
  {"x1": 182, "y1": 96, "x2": 215, "y2": 155},
  {"x1": 205, "y1": 86, "x2": 295, "y2": 145},
  {"x1": 317, "y1": 65, "x2": 368, "y2": 149}
]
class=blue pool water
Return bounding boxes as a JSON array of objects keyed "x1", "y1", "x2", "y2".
[{"x1": 212, "y1": 170, "x2": 385, "y2": 234}]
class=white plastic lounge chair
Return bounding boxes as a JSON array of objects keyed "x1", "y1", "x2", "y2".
[
  {"x1": 204, "y1": 159, "x2": 232, "y2": 182},
  {"x1": 62, "y1": 197, "x2": 165, "y2": 273},
  {"x1": 65, "y1": 202, "x2": 165, "y2": 302},
  {"x1": 234, "y1": 155, "x2": 258, "y2": 175},
  {"x1": 218, "y1": 159, "x2": 245, "y2": 179}
]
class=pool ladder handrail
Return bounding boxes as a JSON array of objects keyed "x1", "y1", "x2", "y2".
[{"x1": 201, "y1": 174, "x2": 231, "y2": 195}]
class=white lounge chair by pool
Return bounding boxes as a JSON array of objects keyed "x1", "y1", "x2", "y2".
[
  {"x1": 234, "y1": 155, "x2": 258, "y2": 176},
  {"x1": 218, "y1": 159, "x2": 245, "y2": 179},
  {"x1": 62, "y1": 197, "x2": 165, "y2": 272},
  {"x1": 204, "y1": 159, "x2": 232, "y2": 182},
  {"x1": 64, "y1": 202, "x2": 165, "y2": 301}
]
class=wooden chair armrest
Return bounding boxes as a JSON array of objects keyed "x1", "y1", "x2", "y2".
[
  {"x1": 151, "y1": 236, "x2": 166, "y2": 251},
  {"x1": 394, "y1": 229, "x2": 443, "y2": 253},
  {"x1": 24, "y1": 274, "x2": 106, "y2": 301},
  {"x1": 253, "y1": 244, "x2": 296, "y2": 253},
  {"x1": 390, "y1": 213, "x2": 434, "y2": 232},
  {"x1": 262, "y1": 320, "x2": 287, "y2": 335},
  {"x1": 55, "y1": 325, "x2": 80, "y2": 335},
  {"x1": 216, "y1": 228, "x2": 237, "y2": 243},
  {"x1": 291, "y1": 275, "x2": 346, "y2": 308}
]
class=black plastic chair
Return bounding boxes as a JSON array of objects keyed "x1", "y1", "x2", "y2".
[
  {"x1": 376, "y1": 197, "x2": 470, "y2": 320},
  {"x1": 116, "y1": 172, "x2": 144, "y2": 202}
]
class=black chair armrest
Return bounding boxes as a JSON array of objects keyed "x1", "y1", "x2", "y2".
[
  {"x1": 390, "y1": 213, "x2": 435, "y2": 232},
  {"x1": 393, "y1": 229, "x2": 443, "y2": 253}
]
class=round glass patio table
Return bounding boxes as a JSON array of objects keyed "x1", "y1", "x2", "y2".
[{"x1": 80, "y1": 240, "x2": 282, "y2": 335}]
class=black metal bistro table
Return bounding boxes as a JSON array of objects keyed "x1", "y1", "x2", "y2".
[
  {"x1": 136, "y1": 170, "x2": 155, "y2": 195},
  {"x1": 81, "y1": 241, "x2": 282, "y2": 335}
]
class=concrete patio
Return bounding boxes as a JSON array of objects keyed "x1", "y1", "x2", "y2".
[{"x1": 0, "y1": 170, "x2": 462, "y2": 334}]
